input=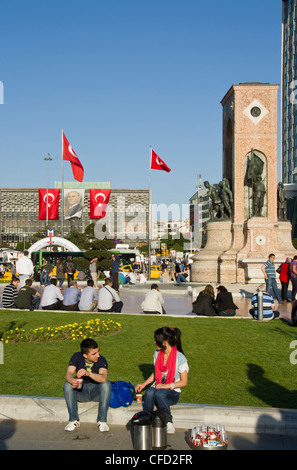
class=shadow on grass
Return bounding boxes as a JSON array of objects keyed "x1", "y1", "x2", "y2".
[
  {"x1": 138, "y1": 364, "x2": 154, "y2": 381},
  {"x1": 247, "y1": 363, "x2": 297, "y2": 409}
]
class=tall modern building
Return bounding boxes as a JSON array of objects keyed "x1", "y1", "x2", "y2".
[{"x1": 282, "y1": 0, "x2": 297, "y2": 236}]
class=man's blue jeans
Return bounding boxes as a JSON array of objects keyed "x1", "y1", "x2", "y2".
[
  {"x1": 176, "y1": 274, "x2": 188, "y2": 285},
  {"x1": 265, "y1": 277, "x2": 281, "y2": 303},
  {"x1": 143, "y1": 387, "x2": 180, "y2": 422},
  {"x1": 63, "y1": 380, "x2": 112, "y2": 423}
]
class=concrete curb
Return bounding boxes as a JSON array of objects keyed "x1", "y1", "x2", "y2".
[{"x1": 1, "y1": 395, "x2": 297, "y2": 436}]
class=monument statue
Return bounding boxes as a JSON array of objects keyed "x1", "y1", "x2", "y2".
[
  {"x1": 204, "y1": 180, "x2": 222, "y2": 220},
  {"x1": 277, "y1": 182, "x2": 288, "y2": 221},
  {"x1": 218, "y1": 178, "x2": 233, "y2": 219},
  {"x1": 244, "y1": 149, "x2": 267, "y2": 217},
  {"x1": 252, "y1": 176, "x2": 266, "y2": 217}
]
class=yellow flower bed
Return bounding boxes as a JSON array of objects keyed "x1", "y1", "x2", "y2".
[{"x1": 1, "y1": 319, "x2": 122, "y2": 343}]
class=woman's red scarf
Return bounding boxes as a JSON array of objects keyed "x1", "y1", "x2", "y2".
[{"x1": 155, "y1": 346, "x2": 177, "y2": 385}]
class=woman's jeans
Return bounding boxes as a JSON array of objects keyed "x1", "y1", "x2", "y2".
[
  {"x1": 63, "y1": 380, "x2": 112, "y2": 423},
  {"x1": 143, "y1": 387, "x2": 180, "y2": 422}
]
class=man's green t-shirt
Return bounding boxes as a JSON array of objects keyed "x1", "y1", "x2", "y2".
[{"x1": 17, "y1": 286, "x2": 36, "y2": 308}]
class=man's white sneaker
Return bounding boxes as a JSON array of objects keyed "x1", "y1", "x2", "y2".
[
  {"x1": 98, "y1": 422, "x2": 109, "y2": 432},
  {"x1": 64, "y1": 420, "x2": 80, "y2": 431},
  {"x1": 167, "y1": 422, "x2": 175, "y2": 434}
]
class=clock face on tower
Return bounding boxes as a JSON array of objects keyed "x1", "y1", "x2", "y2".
[
  {"x1": 243, "y1": 99, "x2": 268, "y2": 125},
  {"x1": 250, "y1": 106, "x2": 261, "y2": 118}
]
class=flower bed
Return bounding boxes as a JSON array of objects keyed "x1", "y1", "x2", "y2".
[{"x1": 0, "y1": 318, "x2": 122, "y2": 343}]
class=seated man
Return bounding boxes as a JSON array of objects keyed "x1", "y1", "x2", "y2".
[
  {"x1": 78, "y1": 279, "x2": 98, "y2": 312},
  {"x1": 176, "y1": 266, "x2": 189, "y2": 286},
  {"x1": 62, "y1": 281, "x2": 82, "y2": 311},
  {"x1": 16, "y1": 278, "x2": 41, "y2": 311},
  {"x1": 250, "y1": 284, "x2": 280, "y2": 321},
  {"x1": 2, "y1": 275, "x2": 20, "y2": 309},
  {"x1": 63, "y1": 338, "x2": 112, "y2": 432},
  {"x1": 40, "y1": 278, "x2": 64, "y2": 310},
  {"x1": 141, "y1": 283, "x2": 165, "y2": 315},
  {"x1": 98, "y1": 278, "x2": 123, "y2": 312}
]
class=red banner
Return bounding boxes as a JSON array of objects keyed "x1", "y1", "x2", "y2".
[
  {"x1": 38, "y1": 189, "x2": 60, "y2": 220},
  {"x1": 90, "y1": 189, "x2": 111, "y2": 219}
]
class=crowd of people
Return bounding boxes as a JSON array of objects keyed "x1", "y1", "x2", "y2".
[{"x1": 3, "y1": 251, "x2": 297, "y2": 321}]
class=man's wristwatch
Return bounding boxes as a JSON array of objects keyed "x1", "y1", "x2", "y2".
[{"x1": 170, "y1": 383, "x2": 175, "y2": 390}]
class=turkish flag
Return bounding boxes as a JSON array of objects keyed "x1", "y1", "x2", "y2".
[
  {"x1": 62, "y1": 131, "x2": 84, "y2": 182},
  {"x1": 38, "y1": 189, "x2": 60, "y2": 220},
  {"x1": 90, "y1": 189, "x2": 111, "y2": 219},
  {"x1": 150, "y1": 149, "x2": 171, "y2": 173}
]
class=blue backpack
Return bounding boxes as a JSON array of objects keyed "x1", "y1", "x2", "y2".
[{"x1": 109, "y1": 381, "x2": 135, "y2": 408}]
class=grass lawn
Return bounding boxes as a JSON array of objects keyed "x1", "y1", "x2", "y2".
[{"x1": 1, "y1": 310, "x2": 297, "y2": 410}]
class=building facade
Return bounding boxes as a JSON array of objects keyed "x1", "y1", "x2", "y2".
[
  {"x1": 282, "y1": 0, "x2": 297, "y2": 236},
  {"x1": 0, "y1": 183, "x2": 149, "y2": 248},
  {"x1": 282, "y1": 0, "x2": 297, "y2": 182}
]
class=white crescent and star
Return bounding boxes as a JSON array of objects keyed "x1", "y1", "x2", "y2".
[
  {"x1": 43, "y1": 193, "x2": 55, "y2": 207},
  {"x1": 68, "y1": 145, "x2": 77, "y2": 157},
  {"x1": 95, "y1": 192, "x2": 106, "y2": 206}
]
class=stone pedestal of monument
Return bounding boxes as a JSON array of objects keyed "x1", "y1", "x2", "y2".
[{"x1": 192, "y1": 219, "x2": 296, "y2": 284}]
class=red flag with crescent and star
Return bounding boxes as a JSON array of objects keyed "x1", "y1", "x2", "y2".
[
  {"x1": 150, "y1": 149, "x2": 171, "y2": 173},
  {"x1": 90, "y1": 189, "x2": 111, "y2": 219},
  {"x1": 62, "y1": 131, "x2": 84, "y2": 182},
  {"x1": 38, "y1": 189, "x2": 60, "y2": 220}
]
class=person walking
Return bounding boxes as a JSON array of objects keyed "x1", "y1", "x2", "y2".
[
  {"x1": 63, "y1": 256, "x2": 76, "y2": 288},
  {"x1": 110, "y1": 254, "x2": 120, "y2": 292},
  {"x1": 89, "y1": 256, "x2": 99, "y2": 289},
  {"x1": 290, "y1": 256, "x2": 297, "y2": 303},
  {"x1": 279, "y1": 257, "x2": 292, "y2": 302},
  {"x1": 16, "y1": 251, "x2": 34, "y2": 288},
  {"x1": 261, "y1": 254, "x2": 282, "y2": 304}
]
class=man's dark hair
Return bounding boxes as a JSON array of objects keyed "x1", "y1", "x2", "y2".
[
  {"x1": 151, "y1": 283, "x2": 158, "y2": 290},
  {"x1": 25, "y1": 278, "x2": 33, "y2": 286},
  {"x1": 50, "y1": 278, "x2": 57, "y2": 285},
  {"x1": 12, "y1": 275, "x2": 20, "y2": 283},
  {"x1": 87, "y1": 279, "x2": 94, "y2": 287},
  {"x1": 80, "y1": 338, "x2": 98, "y2": 355}
]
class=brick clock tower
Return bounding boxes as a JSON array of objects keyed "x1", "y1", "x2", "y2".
[{"x1": 192, "y1": 83, "x2": 296, "y2": 283}]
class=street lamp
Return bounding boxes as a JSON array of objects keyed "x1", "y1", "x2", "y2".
[{"x1": 44, "y1": 153, "x2": 53, "y2": 226}]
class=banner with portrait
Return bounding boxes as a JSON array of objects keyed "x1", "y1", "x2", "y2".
[{"x1": 64, "y1": 188, "x2": 85, "y2": 220}]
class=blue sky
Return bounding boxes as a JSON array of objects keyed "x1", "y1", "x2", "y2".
[{"x1": 0, "y1": 0, "x2": 282, "y2": 211}]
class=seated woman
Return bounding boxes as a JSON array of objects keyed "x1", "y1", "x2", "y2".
[
  {"x1": 214, "y1": 285, "x2": 238, "y2": 316},
  {"x1": 192, "y1": 284, "x2": 217, "y2": 316},
  {"x1": 135, "y1": 327, "x2": 189, "y2": 434}
]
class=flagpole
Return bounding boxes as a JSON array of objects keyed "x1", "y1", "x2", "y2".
[
  {"x1": 148, "y1": 146, "x2": 152, "y2": 281},
  {"x1": 61, "y1": 129, "x2": 64, "y2": 238}
]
